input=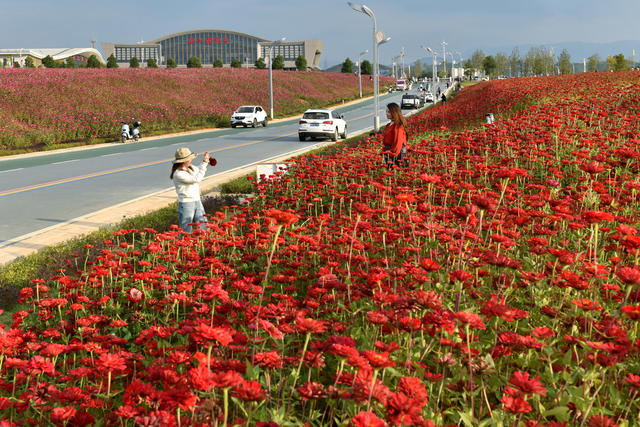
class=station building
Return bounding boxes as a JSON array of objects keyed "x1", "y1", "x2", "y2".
[
  {"x1": 0, "y1": 48, "x2": 105, "y2": 68},
  {"x1": 102, "y1": 29, "x2": 323, "y2": 69}
]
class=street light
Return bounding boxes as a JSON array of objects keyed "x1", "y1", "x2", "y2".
[
  {"x1": 357, "y1": 49, "x2": 368, "y2": 98},
  {"x1": 348, "y1": 2, "x2": 384, "y2": 132},
  {"x1": 441, "y1": 41, "x2": 448, "y2": 79},
  {"x1": 267, "y1": 37, "x2": 286, "y2": 119},
  {"x1": 422, "y1": 46, "x2": 438, "y2": 83}
]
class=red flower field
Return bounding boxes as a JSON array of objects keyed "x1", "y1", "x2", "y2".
[{"x1": 2, "y1": 71, "x2": 640, "y2": 426}]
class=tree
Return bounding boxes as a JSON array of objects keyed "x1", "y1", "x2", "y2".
[
  {"x1": 13, "y1": 61, "x2": 20, "y2": 68},
  {"x1": 482, "y1": 55, "x2": 496, "y2": 76},
  {"x1": 494, "y1": 52, "x2": 508, "y2": 77},
  {"x1": 213, "y1": 59, "x2": 223, "y2": 68},
  {"x1": 42, "y1": 55, "x2": 56, "y2": 68},
  {"x1": 230, "y1": 59, "x2": 242, "y2": 68},
  {"x1": 558, "y1": 49, "x2": 572, "y2": 74},
  {"x1": 166, "y1": 58, "x2": 177, "y2": 68},
  {"x1": 147, "y1": 58, "x2": 158, "y2": 68},
  {"x1": 272, "y1": 55, "x2": 284, "y2": 70},
  {"x1": 295, "y1": 55, "x2": 307, "y2": 71},
  {"x1": 86, "y1": 55, "x2": 101, "y2": 68},
  {"x1": 587, "y1": 54, "x2": 600, "y2": 72},
  {"x1": 65, "y1": 57, "x2": 76, "y2": 68},
  {"x1": 254, "y1": 57, "x2": 266, "y2": 69},
  {"x1": 106, "y1": 54, "x2": 118, "y2": 68},
  {"x1": 613, "y1": 53, "x2": 629, "y2": 71},
  {"x1": 412, "y1": 59, "x2": 424, "y2": 78},
  {"x1": 606, "y1": 55, "x2": 615, "y2": 71},
  {"x1": 360, "y1": 59, "x2": 372, "y2": 75},
  {"x1": 508, "y1": 47, "x2": 521, "y2": 77},
  {"x1": 341, "y1": 57, "x2": 354, "y2": 73},
  {"x1": 187, "y1": 56, "x2": 202, "y2": 68},
  {"x1": 129, "y1": 57, "x2": 139, "y2": 68},
  {"x1": 25, "y1": 56, "x2": 35, "y2": 68},
  {"x1": 463, "y1": 59, "x2": 473, "y2": 77},
  {"x1": 470, "y1": 50, "x2": 485, "y2": 75}
]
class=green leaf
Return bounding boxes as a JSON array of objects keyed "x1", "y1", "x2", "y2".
[
  {"x1": 543, "y1": 406, "x2": 570, "y2": 421},
  {"x1": 458, "y1": 410, "x2": 474, "y2": 427}
]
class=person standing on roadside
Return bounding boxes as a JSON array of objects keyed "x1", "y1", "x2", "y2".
[
  {"x1": 381, "y1": 102, "x2": 408, "y2": 169},
  {"x1": 170, "y1": 148, "x2": 210, "y2": 232}
]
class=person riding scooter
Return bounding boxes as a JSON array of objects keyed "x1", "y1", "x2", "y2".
[{"x1": 121, "y1": 119, "x2": 141, "y2": 143}]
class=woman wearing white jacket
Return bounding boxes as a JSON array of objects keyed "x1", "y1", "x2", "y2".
[{"x1": 170, "y1": 147, "x2": 210, "y2": 232}]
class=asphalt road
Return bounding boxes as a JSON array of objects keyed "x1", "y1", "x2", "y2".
[{"x1": 0, "y1": 82, "x2": 446, "y2": 244}]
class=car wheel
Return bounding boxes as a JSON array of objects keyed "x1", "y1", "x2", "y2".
[
  {"x1": 243, "y1": 124, "x2": 247, "y2": 128},
  {"x1": 332, "y1": 128, "x2": 338, "y2": 142},
  {"x1": 263, "y1": 118, "x2": 268, "y2": 127},
  {"x1": 298, "y1": 134, "x2": 305, "y2": 142},
  {"x1": 341, "y1": 125, "x2": 347, "y2": 139},
  {"x1": 252, "y1": 119, "x2": 257, "y2": 128}
]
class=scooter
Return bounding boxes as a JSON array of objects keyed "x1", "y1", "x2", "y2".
[{"x1": 121, "y1": 120, "x2": 141, "y2": 143}]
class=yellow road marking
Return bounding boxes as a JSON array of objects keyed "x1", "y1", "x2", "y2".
[{"x1": 0, "y1": 130, "x2": 297, "y2": 197}]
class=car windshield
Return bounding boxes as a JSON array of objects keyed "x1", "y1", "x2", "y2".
[
  {"x1": 303, "y1": 112, "x2": 329, "y2": 120},
  {"x1": 237, "y1": 107, "x2": 254, "y2": 113}
]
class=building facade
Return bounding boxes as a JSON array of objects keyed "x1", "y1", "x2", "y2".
[
  {"x1": 0, "y1": 48, "x2": 105, "y2": 68},
  {"x1": 102, "y1": 29, "x2": 323, "y2": 69}
]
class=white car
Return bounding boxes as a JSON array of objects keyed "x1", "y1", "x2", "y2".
[
  {"x1": 231, "y1": 105, "x2": 268, "y2": 128},
  {"x1": 423, "y1": 91, "x2": 435, "y2": 103},
  {"x1": 298, "y1": 109, "x2": 347, "y2": 142}
]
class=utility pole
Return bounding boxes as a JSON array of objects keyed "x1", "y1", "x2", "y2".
[
  {"x1": 583, "y1": 57, "x2": 586, "y2": 72},
  {"x1": 401, "y1": 47, "x2": 405, "y2": 78}
]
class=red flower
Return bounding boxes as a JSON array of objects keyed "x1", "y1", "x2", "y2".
[
  {"x1": 297, "y1": 382, "x2": 326, "y2": 400},
  {"x1": 616, "y1": 266, "x2": 640, "y2": 285},
  {"x1": 419, "y1": 258, "x2": 441, "y2": 272},
  {"x1": 50, "y1": 406, "x2": 77, "y2": 426},
  {"x1": 454, "y1": 311, "x2": 486, "y2": 330},
  {"x1": 509, "y1": 371, "x2": 547, "y2": 396},
  {"x1": 295, "y1": 314, "x2": 327, "y2": 334},
  {"x1": 351, "y1": 411, "x2": 387, "y2": 427},
  {"x1": 587, "y1": 415, "x2": 618, "y2": 427},
  {"x1": 188, "y1": 364, "x2": 215, "y2": 391},
  {"x1": 579, "y1": 161, "x2": 606, "y2": 175},
  {"x1": 96, "y1": 353, "x2": 127, "y2": 373},
  {"x1": 362, "y1": 350, "x2": 395, "y2": 369},
  {"x1": 211, "y1": 370, "x2": 244, "y2": 388},
  {"x1": 501, "y1": 394, "x2": 532, "y2": 414},
  {"x1": 232, "y1": 380, "x2": 265, "y2": 402},
  {"x1": 622, "y1": 305, "x2": 640, "y2": 320},
  {"x1": 266, "y1": 208, "x2": 300, "y2": 226},
  {"x1": 397, "y1": 376, "x2": 428, "y2": 406}
]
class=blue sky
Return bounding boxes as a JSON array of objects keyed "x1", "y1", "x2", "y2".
[{"x1": 2, "y1": 0, "x2": 640, "y2": 67}]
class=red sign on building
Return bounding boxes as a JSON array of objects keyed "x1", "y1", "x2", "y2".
[
  {"x1": 188, "y1": 37, "x2": 195, "y2": 44},
  {"x1": 222, "y1": 37, "x2": 229, "y2": 43}
]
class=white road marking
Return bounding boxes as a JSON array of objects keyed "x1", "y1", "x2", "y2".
[
  {"x1": 52, "y1": 159, "x2": 80, "y2": 165},
  {"x1": 0, "y1": 168, "x2": 24, "y2": 174}
]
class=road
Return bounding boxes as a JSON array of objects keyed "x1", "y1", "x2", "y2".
[{"x1": 0, "y1": 81, "x2": 446, "y2": 245}]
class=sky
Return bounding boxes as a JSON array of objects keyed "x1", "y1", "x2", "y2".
[{"x1": 2, "y1": 0, "x2": 640, "y2": 67}]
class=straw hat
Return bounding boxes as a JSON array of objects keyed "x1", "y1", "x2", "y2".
[{"x1": 173, "y1": 147, "x2": 197, "y2": 164}]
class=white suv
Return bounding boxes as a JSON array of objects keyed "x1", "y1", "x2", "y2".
[
  {"x1": 231, "y1": 105, "x2": 268, "y2": 128},
  {"x1": 298, "y1": 109, "x2": 347, "y2": 142}
]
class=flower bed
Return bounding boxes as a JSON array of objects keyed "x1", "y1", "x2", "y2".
[
  {"x1": 0, "y1": 68, "x2": 386, "y2": 150},
  {"x1": 2, "y1": 71, "x2": 640, "y2": 426}
]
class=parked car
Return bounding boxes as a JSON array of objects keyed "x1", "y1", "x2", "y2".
[
  {"x1": 423, "y1": 91, "x2": 435, "y2": 103},
  {"x1": 298, "y1": 109, "x2": 347, "y2": 142},
  {"x1": 395, "y1": 79, "x2": 408, "y2": 91},
  {"x1": 401, "y1": 94, "x2": 424, "y2": 109},
  {"x1": 231, "y1": 105, "x2": 268, "y2": 128}
]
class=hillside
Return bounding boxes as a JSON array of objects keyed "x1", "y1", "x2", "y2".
[{"x1": 0, "y1": 68, "x2": 392, "y2": 151}]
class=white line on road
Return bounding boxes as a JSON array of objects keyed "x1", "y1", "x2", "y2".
[
  {"x1": 99, "y1": 153, "x2": 120, "y2": 157},
  {"x1": 52, "y1": 159, "x2": 80, "y2": 165},
  {"x1": 0, "y1": 168, "x2": 24, "y2": 174},
  {"x1": 139, "y1": 147, "x2": 156, "y2": 151}
]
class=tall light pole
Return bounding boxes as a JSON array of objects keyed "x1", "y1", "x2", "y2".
[
  {"x1": 357, "y1": 49, "x2": 368, "y2": 98},
  {"x1": 349, "y1": 2, "x2": 383, "y2": 131},
  {"x1": 268, "y1": 37, "x2": 286, "y2": 119},
  {"x1": 441, "y1": 41, "x2": 448, "y2": 79},
  {"x1": 400, "y1": 47, "x2": 405, "y2": 78},
  {"x1": 447, "y1": 52, "x2": 455, "y2": 79},
  {"x1": 423, "y1": 46, "x2": 437, "y2": 83}
]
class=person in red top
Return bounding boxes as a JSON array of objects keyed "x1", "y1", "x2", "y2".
[{"x1": 381, "y1": 102, "x2": 408, "y2": 169}]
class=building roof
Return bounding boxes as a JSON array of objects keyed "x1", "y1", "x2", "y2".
[
  {"x1": 148, "y1": 29, "x2": 270, "y2": 43},
  {"x1": 0, "y1": 48, "x2": 105, "y2": 64}
]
